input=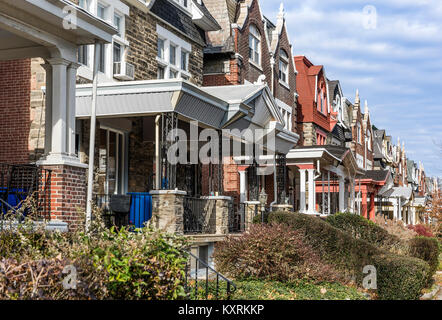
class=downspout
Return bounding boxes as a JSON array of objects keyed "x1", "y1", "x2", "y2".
[
  {"x1": 155, "y1": 115, "x2": 161, "y2": 190},
  {"x1": 86, "y1": 40, "x2": 100, "y2": 231},
  {"x1": 314, "y1": 159, "x2": 321, "y2": 179}
]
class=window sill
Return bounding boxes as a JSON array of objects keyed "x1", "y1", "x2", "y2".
[
  {"x1": 249, "y1": 59, "x2": 263, "y2": 72},
  {"x1": 279, "y1": 79, "x2": 290, "y2": 90}
]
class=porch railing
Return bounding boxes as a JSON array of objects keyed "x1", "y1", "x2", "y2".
[
  {"x1": 184, "y1": 251, "x2": 236, "y2": 300},
  {"x1": 183, "y1": 196, "x2": 214, "y2": 234},
  {"x1": 0, "y1": 163, "x2": 51, "y2": 219},
  {"x1": 229, "y1": 202, "x2": 246, "y2": 233},
  {"x1": 94, "y1": 193, "x2": 152, "y2": 229}
]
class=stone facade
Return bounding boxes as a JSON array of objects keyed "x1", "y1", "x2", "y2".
[{"x1": 149, "y1": 191, "x2": 185, "y2": 235}]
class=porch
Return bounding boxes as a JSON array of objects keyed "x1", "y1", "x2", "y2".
[{"x1": 75, "y1": 80, "x2": 299, "y2": 235}]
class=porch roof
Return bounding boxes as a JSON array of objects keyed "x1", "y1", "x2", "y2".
[
  {"x1": 75, "y1": 80, "x2": 299, "y2": 154},
  {"x1": 380, "y1": 187, "x2": 413, "y2": 200}
]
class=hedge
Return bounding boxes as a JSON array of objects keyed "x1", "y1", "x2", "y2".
[
  {"x1": 326, "y1": 212, "x2": 406, "y2": 254},
  {"x1": 267, "y1": 212, "x2": 431, "y2": 300},
  {"x1": 326, "y1": 212, "x2": 440, "y2": 283},
  {"x1": 372, "y1": 254, "x2": 430, "y2": 300},
  {"x1": 407, "y1": 236, "x2": 440, "y2": 285}
]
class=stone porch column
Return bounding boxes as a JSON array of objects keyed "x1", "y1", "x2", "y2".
[
  {"x1": 148, "y1": 190, "x2": 186, "y2": 235},
  {"x1": 244, "y1": 201, "x2": 260, "y2": 230},
  {"x1": 207, "y1": 196, "x2": 231, "y2": 235},
  {"x1": 299, "y1": 169, "x2": 306, "y2": 213}
]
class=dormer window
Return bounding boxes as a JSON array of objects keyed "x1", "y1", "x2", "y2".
[
  {"x1": 279, "y1": 49, "x2": 289, "y2": 84},
  {"x1": 249, "y1": 24, "x2": 261, "y2": 66}
]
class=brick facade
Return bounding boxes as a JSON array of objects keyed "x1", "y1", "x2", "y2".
[
  {"x1": 0, "y1": 59, "x2": 31, "y2": 164},
  {"x1": 40, "y1": 164, "x2": 87, "y2": 231}
]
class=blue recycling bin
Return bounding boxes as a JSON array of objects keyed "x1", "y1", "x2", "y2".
[{"x1": 128, "y1": 192, "x2": 152, "y2": 228}]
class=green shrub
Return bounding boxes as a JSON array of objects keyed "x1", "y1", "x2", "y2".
[
  {"x1": 407, "y1": 236, "x2": 440, "y2": 285},
  {"x1": 0, "y1": 215, "x2": 189, "y2": 300},
  {"x1": 213, "y1": 223, "x2": 342, "y2": 283},
  {"x1": 268, "y1": 212, "x2": 431, "y2": 300},
  {"x1": 268, "y1": 212, "x2": 379, "y2": 281},
  {"x1": 326, "y1": 212, "x2": 407, "y2": 254},
  {"x1": 372, "y1": 254, "x2": 430, "y2": 300}
]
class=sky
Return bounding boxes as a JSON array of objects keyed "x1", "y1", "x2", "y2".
[{"x1": 260, "y1": 0, "x2": 442, "y2": 178}]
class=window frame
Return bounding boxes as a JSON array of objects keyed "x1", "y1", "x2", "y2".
[
  {"x1": 278, "y1": 49, "x2": 289, "y2": 85},
  {"x1": 248, "y1": 24, "x2": 261, "y2": 66}
]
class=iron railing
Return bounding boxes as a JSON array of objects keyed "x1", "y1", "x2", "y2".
[
  {"x1": 184, "y1": 251, "x2": 236, "y2": 300},
  {"x1": 94, "y1": 194, "x2": 130, "y2": 228},
  {"x1": 0, "y1": 163, "x2": 51, "y2": 219},
  {"x1": 228, "y1": 202, "x2": 245, "y2": 233},
  {"x1": 183, "y1": 196, "x2": 214, "y2": 234}
]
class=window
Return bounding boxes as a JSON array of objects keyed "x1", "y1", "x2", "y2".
[
  {"x1": 97, "y1": 3, "x2": 107, "y2": 19},
  {"x1": 78, "y1": 45, "x2": 88, "y2": 66},
  {"x1": 114, "y1": 13, "x2": 122, "y2": 35},
  {"x1": 174, "y1": 0, "x2": 189, "y2": 10},
  {"x1": 357, "y1": 122, "x2": 362, "y2": 144},
  {"x1": 113, "y1": 42, "x2": 121, "y2": 64},
  {"x1": 157, "y1": 38, "x2": 165, "y2": 60},
  {"x1": 97, "y1": 43, "x2": 106, "y2": 73},
  {"x1": 279, "y1": 50, "x2": 289, "y2": 84},
  {"x1": 157, "y1": 66, "x2": 165, "y2": 79},
  {"x1": 156, "y1": 24, "x2": 191, "y2": 80},
  {"x1": 367, "y1": 129, "x2": 372, "y2": 151},
  {"x1": 169, "y1": 69, "x2": 178, "y2": 79},
  {"x1": 249, "y1": 25, "x2": 261, "y2": 65},
  {"x1": 169, "y1": 44, "x2": 177, "y2": 65},
  {"x1": 79, "y1": 0, "x2": 90, "y2": 10},
  {"x1": 316, "y1": 132, "x2": 326, "y2": 146},
  {"x1": 181, "y1": 50, "x2": 188, "y2": 71}
]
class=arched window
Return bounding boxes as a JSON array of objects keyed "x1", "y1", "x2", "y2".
[
  {"x1": 249, "y1": 24, "x2": 261, "y2": 65},
  {"x1": 279, "y1": 49, "x2": 289, "y2": 84}
]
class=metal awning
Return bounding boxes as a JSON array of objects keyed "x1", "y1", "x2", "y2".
[{"x1": 76, "y1": 80, "x2": 300, "y2": 154}]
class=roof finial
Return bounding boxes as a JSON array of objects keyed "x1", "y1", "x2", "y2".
[
  {"x1": 278, "y1": 3, "x2": 285, "y2": 20},
  {"x1": 355, "y1": 89, "x2": 360, "y2": 105},
  {"x1": 364, "y1": 100, "x2": 369, "y2": 114}
]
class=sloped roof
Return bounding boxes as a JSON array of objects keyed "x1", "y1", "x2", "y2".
[
  {"x1": 357, "y1": 170, "x2": 390, "y2": 182},
  {"x1": 150, "y1": 0, "x2": 206, "y2": 46},
  {"x1": 192, "y1": 0, "x2": 221, "y2": 30},
  {"x1": 380, "y1": 187, "x2": 413, "y2": 199}
]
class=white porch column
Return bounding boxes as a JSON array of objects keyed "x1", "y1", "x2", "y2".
[
  {"x1": 339, "y1": 176, "x2": 345, "y2": 212},
  {"x1": 66, "y1": 62, "x2": 80, "y2": 157},
  {"x1": 350, "y1": 177, "x2": 355, "y2": 213},
  {"x1": 239, "y1": 169, "x2": 247, "y2": 203},
  {"x1": 411, "y1": 207, "x2": 416, "y2": 226},
  {"x1": 307, "y1": 169, "x2": 315, "y2": 214},
  {"x1": 393, "y1": 198, "x2": 398, "y2": 220},
  {"x1": 47, "y1": 58, "x2": 69, "y2": 156},
  {"x1": 398, "y1": 198, "x2": 402, "y2": 221},
  {"x1": 327, "y1": 171, "x2": 331, "y2": 215},
  {"x1": 299, "y1": 169, "x2": 306, "y2": 213},
  {"x1": 41, "y1": 63, "x2": 53, "y2": 156}
]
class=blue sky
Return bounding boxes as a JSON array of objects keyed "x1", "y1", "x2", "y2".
[{"x1": 260, "y1": 0, "x2": 442, "y2": 178}]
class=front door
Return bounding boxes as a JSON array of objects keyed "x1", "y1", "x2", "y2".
[{"x1": 98, "y1": 127, "x2": 125, "y2": 196}]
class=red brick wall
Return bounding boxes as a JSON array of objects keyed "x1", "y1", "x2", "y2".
[
  {"x1": 0, "y1": 59, "x2": 31, "y2": 164},
  {"x1": 42, "y1": 164, "x2": 87, "y2": 231}
]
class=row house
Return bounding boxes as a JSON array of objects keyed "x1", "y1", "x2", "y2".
[
  {"x1": 0, "y1": 0, "x2": 299, "y2": 263},
  {"x1": 202, "y1": 0, "x2": 300, "y2": 207}
]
